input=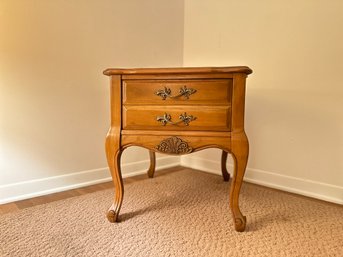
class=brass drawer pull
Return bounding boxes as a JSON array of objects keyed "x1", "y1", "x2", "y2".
[
  {"x1": 155, "y1": 86, "x2": 197, "y2": 100},
  {"x1": 156, "y1": 112, "x2": 196, "y2": 126}
]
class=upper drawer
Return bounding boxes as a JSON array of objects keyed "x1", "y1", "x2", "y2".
[{"x1": 123, "y1": 79, "x2": 232, "y2": 105}]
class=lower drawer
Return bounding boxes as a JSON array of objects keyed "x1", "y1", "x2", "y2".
[{"x1": 122, "y1": 106, "x2": 231, "y2": 131}]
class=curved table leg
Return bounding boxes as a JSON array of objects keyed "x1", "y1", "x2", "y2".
[
  {"x1": 230, "y1": 133, "x2": 249, "y2": 232},
  {"x1": 147, "y1": 150, "x2": 156, "y2": 178},
  {"x1": 221, "y1": 151, "x2": 230, "y2": 182},
  {"x1": 105, "y1": 133, "x2": 123, "y2": 223}
]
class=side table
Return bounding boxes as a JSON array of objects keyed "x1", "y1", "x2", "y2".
[{"x1": 103, "y1": 67, "x2": 252, "y2": 232}]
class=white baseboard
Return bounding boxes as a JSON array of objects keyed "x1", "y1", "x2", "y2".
[
  {"x1": 0, "y1": 156, "x2": 179, "y2": 204},
  {"x1": 181, "y1": 156, "x2": 343, "y2": 205},
  {"x1": 3, "y1": 154, "x2": 342, "y2": 206}
]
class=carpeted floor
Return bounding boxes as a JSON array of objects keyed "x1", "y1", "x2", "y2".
[{"x1": 1, "y1": 168, "x2": 342, "y2": 257}]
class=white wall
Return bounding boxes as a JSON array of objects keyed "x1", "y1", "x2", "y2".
[
  {"x1": 182, "y1": 0, "x2": 343, "y2": 204},
  {"x1": 0, "y1": 0, "x2": 184, "y2": 203},
  {"x1": 2, "y1": 0, "x2": 342, "y2": 205}
]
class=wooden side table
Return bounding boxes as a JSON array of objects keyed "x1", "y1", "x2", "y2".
[{"x1": 103, "y1": 67, "x2": 252, "y2": 232}]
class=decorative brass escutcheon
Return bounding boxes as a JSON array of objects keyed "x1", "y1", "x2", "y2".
[
  {"x1": 156, "y1": 112, "x2": 196, "y2": 126},
  {"x1": 155, "y1": 86, "x2": 196, "y2": 100}
]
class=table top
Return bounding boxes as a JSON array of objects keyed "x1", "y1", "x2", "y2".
[{"x1": 103, "y1": 66, "x2": 253, "y2": 76}]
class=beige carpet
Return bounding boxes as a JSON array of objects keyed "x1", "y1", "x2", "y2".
[{"x1": 1, "y1": 168, "x2": 342, "y2": 257}]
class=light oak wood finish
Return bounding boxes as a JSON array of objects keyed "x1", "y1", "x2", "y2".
[
  {"x1": 104, "y1": 66, "x2": 252, "y2": 232},
  {"x1": 105, "y1": 75, "x2": 124, "y2": 223},
  {"x1": 103, "y1": 66, "x2": 252, "y2": 75},
  {"x1": 123, "y1": 105, "x2": 231, "y2": 131},
  {"x1": 123, "y1": 79, "x2": 232, "y2": 105},
  {"x1": 221, "y1": 151, "x2": 230, "y2": 182},
  {"x1": 147, "y1": 151, "x2": 156, "y2": 178}
]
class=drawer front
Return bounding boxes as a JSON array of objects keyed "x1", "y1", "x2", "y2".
[
  {"x1": 122, "y1": 106, "x2": 231, "y2": 131},
  {"x1": 123, "y1": 79, "x2": 232, "y2": 105}
]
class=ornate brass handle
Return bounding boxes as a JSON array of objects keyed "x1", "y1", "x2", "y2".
[
  {"x1": 155, "y1": 86, "x2": 196, "y2": 100},
  {"x1": 156, "y1": 112, "x2": 196, "y2": 126}
]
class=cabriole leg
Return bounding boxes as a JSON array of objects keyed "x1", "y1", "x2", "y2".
[
  {"x1": 105, "y1": 134, "x2": 123, "y2": 223},
  {"x1": 147, "y1": 150, "x2": 156, "y2": 178},
  {"x1": 230, "y1": 133, "x2": 249, "y2": 232},
  {"x1": 221, "y1": 151, "x2": 230, "y2": 181}
]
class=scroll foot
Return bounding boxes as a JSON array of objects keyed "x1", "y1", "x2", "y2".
[
  {"x1": 107, "y1": 207, "x2": 119, "y2": 223},
  {"x1": 234, "y1": 215, "x2": 247, "y2": 232}
]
